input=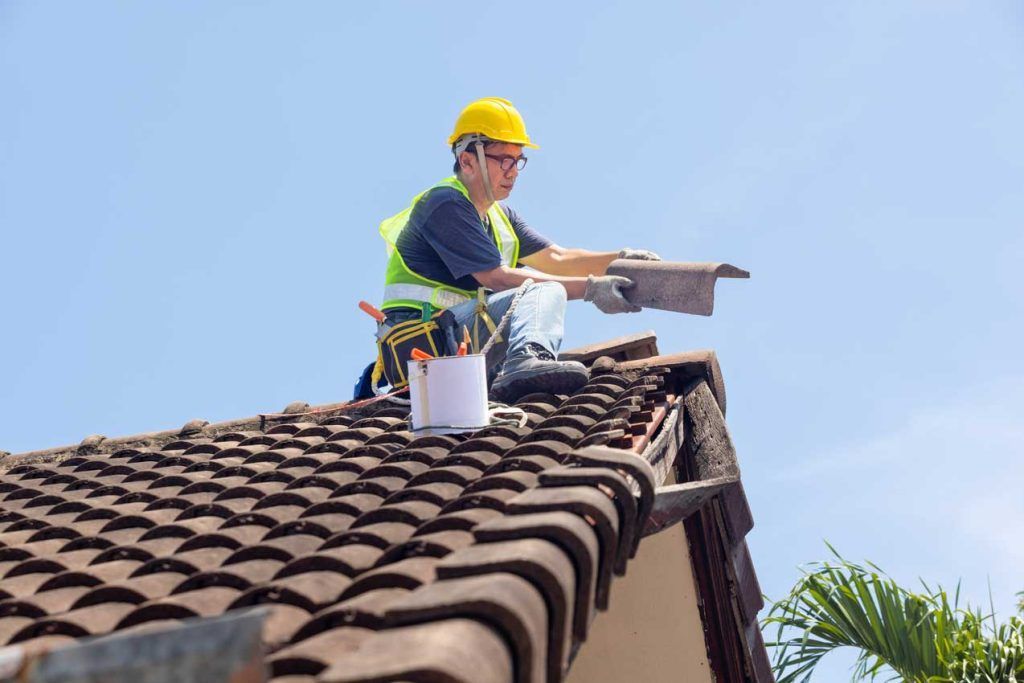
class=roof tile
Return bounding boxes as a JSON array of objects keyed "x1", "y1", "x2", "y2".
[
  {"x1": 437, "y1": 537, "x2": 576, "y2": 680},
  {"x1": 317, "y1": 618, "x2": 512, "y2": 683},
  {"x1": 386, "y1": 572, "x2": 547, "y2": 683}
]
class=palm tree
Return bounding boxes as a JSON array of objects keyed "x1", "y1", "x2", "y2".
[{"x1": 764, "y1": 547, "x2": 1024, "y2": 682}]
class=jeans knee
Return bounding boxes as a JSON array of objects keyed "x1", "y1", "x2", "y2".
[{"x1": 528, "y1": 280, "x2": 568, "y2": 304}]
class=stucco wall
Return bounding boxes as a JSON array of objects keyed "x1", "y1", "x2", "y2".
[{"x1": 565, "y1": 516, "x2": 713, "y2": 683}]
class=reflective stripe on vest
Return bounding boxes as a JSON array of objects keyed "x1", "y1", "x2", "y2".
[
  {"x1": 378, "y1": 176, "x2": 520, "y2": 311},
  {"x1": 380, "y1": 283, "x2": 471, "y2": 309}
]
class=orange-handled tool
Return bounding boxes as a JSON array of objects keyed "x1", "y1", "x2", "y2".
[
  {"x1": 358, "y1": 300, "x2": 387, "y2": 323},
  {"x1": 410, "y1": 348, "x2": 434, "y2": 361},
  {"x1": 456, "y1": 342, "x2": 468, "y2": 356}
]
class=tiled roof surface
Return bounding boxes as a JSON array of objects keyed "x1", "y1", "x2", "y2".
[
  {"x1": 0, "y1": 335, "x2": 771, "y2": 682},
  {"x1": 2, "y1": 335, "x2": 774, "y2": 683}
]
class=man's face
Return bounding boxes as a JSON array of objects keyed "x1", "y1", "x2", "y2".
[
  {"x1": 484, "y1": 142, "x2": 524, "y2": 201},
  {"x1": 462, "y1": 142, "x2": 525, "y2": 202}
]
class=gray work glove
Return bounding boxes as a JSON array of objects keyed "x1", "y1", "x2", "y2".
[
  {"x1": 584, "y1": 275, "x2": 642, "y2": 314},
  {"x1": 618, "y1": 247, "x2": 661, "y2": 261}
]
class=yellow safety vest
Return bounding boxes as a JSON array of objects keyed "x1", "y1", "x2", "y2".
[{"x1": 379, "y1": 176, "x2": 520, "y2": 311}]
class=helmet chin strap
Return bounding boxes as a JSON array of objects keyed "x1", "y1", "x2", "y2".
[{"x1": 474, "y1": 142, "x2": 496, "y2": 206}]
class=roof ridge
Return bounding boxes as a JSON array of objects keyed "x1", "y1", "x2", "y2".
[
  {"x1": 1, "y1": 399, "x2": 356, "y2": 468},
  {"x1": 3, "y1": 334, "x2": 721, "y2": 465}
]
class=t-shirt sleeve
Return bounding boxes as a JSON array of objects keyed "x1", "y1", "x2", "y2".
[
  {"x1": 503, "y1": 204, "x2": 553, "y2": 259},
  {"x1": 421, "y1": 196, "x2": 502, "y2": 280}
]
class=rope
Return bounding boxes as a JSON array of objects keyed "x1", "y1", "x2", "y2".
[
  {"x1": 480, "y1": 278, "x2": 533, "y2": 356},
  {"x1": 488, "y1": 404, "x2": 528, "y2": 427}
]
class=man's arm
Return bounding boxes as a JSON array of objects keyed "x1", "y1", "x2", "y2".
[
  {"x1": 474, "y1": 265, "x2": 641, "y2": 314},
  {"x1": 475, "y1": 242, "x2": 663, "y2": 298},
  {"x1": 473, "y1": 264, "x2": 589, "y2": 299},
  {"x1": 518, "y1": 244, "x2": 618, "y2": 277}
]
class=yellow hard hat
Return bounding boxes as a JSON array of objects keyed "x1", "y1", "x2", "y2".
[{"x1": 447, "y1": 97, "x2": 539, "y2": 149}]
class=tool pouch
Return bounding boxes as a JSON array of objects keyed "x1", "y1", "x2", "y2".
[{"x1": 377, "y1": 310, "x2": 462, "y2": 389}]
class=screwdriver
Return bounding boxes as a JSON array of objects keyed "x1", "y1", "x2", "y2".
[
  {"x1": 456, "y1": 325, "x2": 470, "y2": 356},
  {"x1": 359, "y1": 300, "x2": 392, "y2": 342},
  {"x1": 358, "y1": 301, "x2": 387, "y2": 322}
]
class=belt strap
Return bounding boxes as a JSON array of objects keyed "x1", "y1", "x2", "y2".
[{"x1": 473, "y1": 287, "x2": 502, "y2": 351}]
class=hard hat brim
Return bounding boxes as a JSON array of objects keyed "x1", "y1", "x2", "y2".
[{"x1": 448, "y1": 134, "x2": 539, "y2": 150}]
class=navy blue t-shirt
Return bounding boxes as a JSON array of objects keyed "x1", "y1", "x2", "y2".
[{"x1": 392, "y1": 186, "x2": 552, "y2": 297}]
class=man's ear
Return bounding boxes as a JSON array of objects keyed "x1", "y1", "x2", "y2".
[{"x1": 459, "y1": 151, "x2": 474, "y2": 173}]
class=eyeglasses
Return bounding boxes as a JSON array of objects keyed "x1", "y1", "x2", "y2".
[{"x1": 484, "y1": 153, "x2": 528, "y2": 172}]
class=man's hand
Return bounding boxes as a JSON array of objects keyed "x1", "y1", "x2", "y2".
[
  {"x1": 584, "y1": 275, "x2": 641, "y2": 314},
  {"x1": 618, "y1": 247, "x2": 661, "y2": 261}
]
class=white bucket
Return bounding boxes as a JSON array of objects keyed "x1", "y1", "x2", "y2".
[{"x1": 407, "y1": 354, "x2": 489, "y2": 435}]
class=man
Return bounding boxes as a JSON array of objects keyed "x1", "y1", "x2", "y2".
[{"x1": 377, "y1": 97, "x2": 659, "y2": 403}]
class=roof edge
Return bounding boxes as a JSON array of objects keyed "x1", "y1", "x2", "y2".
[
  {"x1": 616, "y1": 350, "x2": 727, "y2": 415},
  {"x1": 677, "y1": 377, "x2": 772, "y2": 682}
]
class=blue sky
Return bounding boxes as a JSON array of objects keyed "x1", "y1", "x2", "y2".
[{"x1": 2, "y1": 1, "x2": 1022, "y2": 676}]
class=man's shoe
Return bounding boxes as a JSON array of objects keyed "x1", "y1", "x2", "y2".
[{"x1": 489, "y1": 343, "x2": 590, "y2": 404}]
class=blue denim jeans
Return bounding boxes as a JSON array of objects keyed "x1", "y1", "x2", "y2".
[{"x1": 447, "y1": 281, "x2": 567, "y2": 371}]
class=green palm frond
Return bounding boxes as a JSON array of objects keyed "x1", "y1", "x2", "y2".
[
  {"x1": 943, "y1": 612, "x2": 1024, "y2": 683},
  {"x1": 765, "y1": 548, "x2": 1024, "y2": 683},
  {"x1": 765, "y1": 548, "x2": 951, "y2": 683}
]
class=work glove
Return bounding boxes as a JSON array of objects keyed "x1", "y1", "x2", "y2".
[
  {"x1": 584, "y1": 275, "x2": 642, "y2": 314},
  {"x1": 618, "y1": 247, "x2": 661, "y2": 261}
]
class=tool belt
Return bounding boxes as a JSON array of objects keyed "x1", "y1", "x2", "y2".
[
  {"x1": 370, "y1": 292, "x2": 503, "y2": 392},
  {"x1": 373, "y1": 309, "x2": 464, "y2": 390}
]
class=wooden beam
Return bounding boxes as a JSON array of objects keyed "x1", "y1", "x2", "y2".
[
  {"x1": 636, "y1": 397, "x2": 685, "y2": 487},
  {"x1": 682, "y1": 378, "x2": 739, "y2": 480},
  {"x1": 677, "y1": 379, "x2": 772, "y2": 681},
  {"x1": 683, "y1": 509, "x2": 750, "y2": 683},
  {"x1": 642, "y1": 476, "x2": 738, "y2": 537}
]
